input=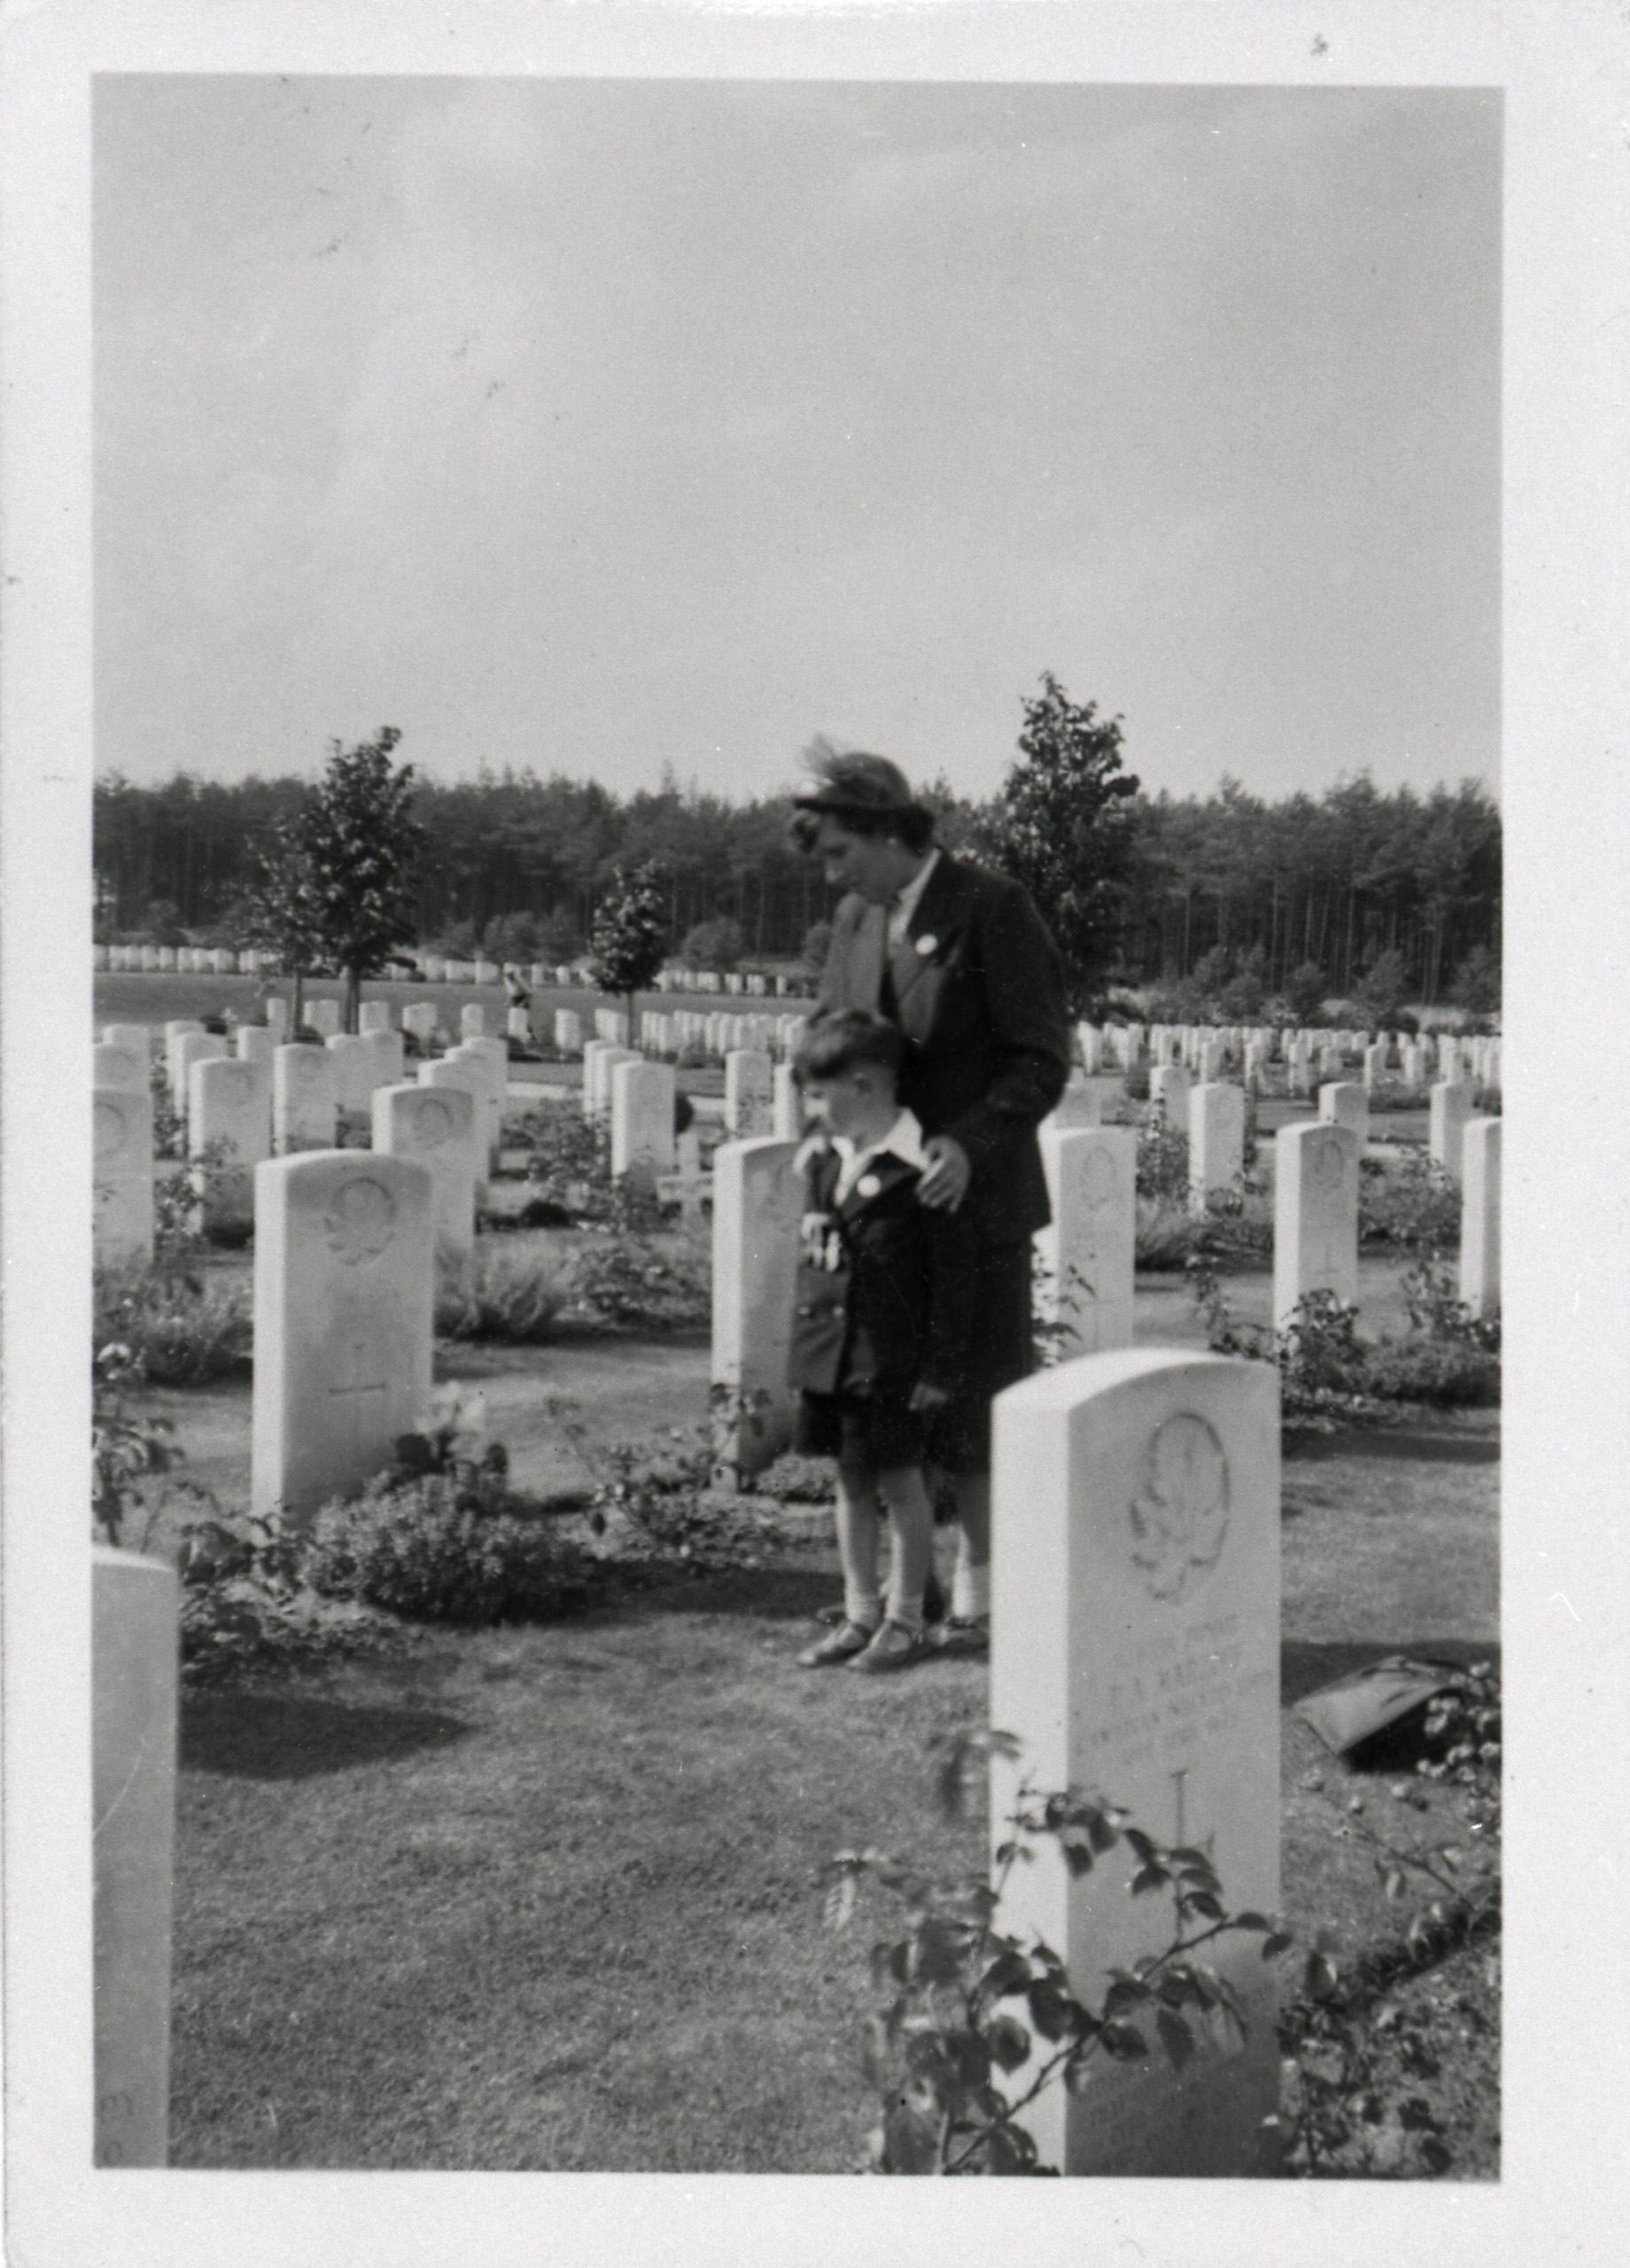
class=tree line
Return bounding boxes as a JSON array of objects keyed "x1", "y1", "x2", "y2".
[{"x1": 93, "y1": 687, "x2": 1500, "y2": 1006}]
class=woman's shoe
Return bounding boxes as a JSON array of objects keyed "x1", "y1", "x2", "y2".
[
  {"x1": 928, "y1": 1614, "x2": 990, "y2": 1658},
  {"x1": 845, "y1": 1619, "x2": 928, "y2": 1674},
  {"x1": 797, "y1": 1619, "x2": 879, "y2": 1668}
]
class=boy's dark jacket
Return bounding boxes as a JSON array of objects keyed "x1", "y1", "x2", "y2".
[
  {"x1": 788, "y1": 1137, "x2": 981, "y2": 1400},
  {"x1": 815, "y1": 852, "x2": 1071, "y2": 1247}
]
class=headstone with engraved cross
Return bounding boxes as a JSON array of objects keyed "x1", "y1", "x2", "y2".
[
  {"x1": 990, "y1": 1348, "x2": 1282, "y2": 2175},
  {"x1": 1034, "y1": 1124, "x2": 1136, "y2": 1356},
  {"x1": 1273, "y1": 1119, "x2": 1360, "y2": 1331},
  {"x1": 251, "y1": 1151, "x2": 434, "y2": 1526}
]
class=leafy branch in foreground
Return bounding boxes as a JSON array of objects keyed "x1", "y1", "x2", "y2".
[{"x1": 822, "y1": 1728, "x2": 1290, "y2": 2175}]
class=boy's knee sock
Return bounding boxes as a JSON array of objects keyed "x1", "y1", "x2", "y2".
[
  {"x1": 877, "y1": 1467, "x2": 935, "y2": 1634},
  {"x1": 834, "y1": 1477, "x2": 882, "y2": 1628},
  {"x1": 951, "y1": 1537, "x2": 990, "y2": 1622}
]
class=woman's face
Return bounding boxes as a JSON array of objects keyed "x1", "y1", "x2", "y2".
[{"x1": 807, "y1": 814, "x2": 918, "y2": 905}]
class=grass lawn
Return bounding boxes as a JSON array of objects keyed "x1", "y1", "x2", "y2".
[{"x1": 166, "y1": 1353, "x2": 1499, "y2": 2172}]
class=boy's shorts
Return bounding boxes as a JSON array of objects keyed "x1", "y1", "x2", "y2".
[{"x1": 796, "y1": 1387, "x2": 925, "y2": 1472}]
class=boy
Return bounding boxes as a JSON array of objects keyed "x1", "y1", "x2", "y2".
[{"x1": 788, "y1": 1011, "x2": 980, "y2": 1672}]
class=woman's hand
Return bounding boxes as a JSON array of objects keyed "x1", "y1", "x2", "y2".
[{"x1": 916, "y1": 1133, "x2": 971, "y2": 1211}]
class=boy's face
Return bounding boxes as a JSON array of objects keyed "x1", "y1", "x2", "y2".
[{"x1": 801, "y1": 1067, "x2": 894, "y2": 1143}]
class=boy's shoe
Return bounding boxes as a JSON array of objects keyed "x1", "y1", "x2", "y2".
[
  {"x1": 928, "y1": 1614, "x2": 990, "y2": 1658},
  {"x1": 921, "y1": 1571, "x2": 950, "y2": 1628},
  {"x1": 845, "y1": 1619, "x2": 928, "y2": 1674},
  {"x1": 797, "y1": 1619, "x2": 879, "y2": 1668}
]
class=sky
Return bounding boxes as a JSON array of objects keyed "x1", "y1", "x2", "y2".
[{"x1": 94, "y1": 76, "x2": 1500, "y2": 809}]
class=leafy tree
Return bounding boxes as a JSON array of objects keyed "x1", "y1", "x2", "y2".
[
  {"x1": 1448, "y1": 943, "x2": 1501, "y2": 1018},
  {"x1": 589, "y1": 861, "x2": 669, "y2": 1032},
  {"x1": 681, "y1": 915, "x2": 744, "y2": 971},
  {"x1": 240, "y1": 816, "x2": 330, "y2": 1031},
  {"x1": 1355, "y1": 947, "x2": 1410, "y2": 1022},
  {"x1": 1282, "y1": 961, "x2": 1329, "y2": 1023},
  {"x1": 482, "y1": 912, "x2": 542, "y2": 967},
  {"x1": 537, "y1": 905, "x2": 583, "y2": 963},
  {"x1": 979, "y1": 673, "x2": 1140, "y2": 1009},
  {"x1": 303, "y1": 728, "x2": 425, "y2": 1031}
]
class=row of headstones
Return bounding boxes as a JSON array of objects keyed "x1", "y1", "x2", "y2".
[
  {"x1": 1080, "y1": 1017, "x2": 1500, "y2": 1091},
  {"x1": 92, "y1": 1019, "x2": 514, "y2": 1265},
  {"x1": 97, "y1": 942, "x2": 807, "y2": 998},
  {"x1": 99, "y1": 944, "x2": 269, "y2": 974}
]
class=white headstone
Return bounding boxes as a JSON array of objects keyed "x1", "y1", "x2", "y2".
[
  {"x1": 772, "y1": 1062, "x2": 805, "y2": 1140},
  {"x1": 401, "y1": 1002, "x2": 438, "y2": 1045},
  {"x1": 418, "y1": 1056, "x2": 489, "y2": 1196},
  {"x1": 93, "y1": 1547, "x2": 179, "y2": 2166},
  {"x1": 373, "y1": 1083, "x2": 477, "y2": 1262},
  {"x1": 93, "y1": 1041, "x2": 148, "y2": 1092},
  {"x1": 251, "y1": 1151, "x2": 435, "y2": 1526},
  {"x1": 359, "y1": 1000, "x2": 392, "y2": 1036},
  {"x1": 461, "y1": 1003, "x2": 487, "y2": 1040},
  {"x1": 508, "y1": 1006, "x2": 532, "y2": 1043},
  {"x1": 1459, "y1": 1117, "x2": 1501, "y2": 1320},
  {"x1": 190, "y1": 1055, "x2": 271, "y2": 1231},
  {"x1": 266, "y1": 996, "x2": 289, "y2": 1032},
  {"x1": 673, "y1": 1125, "x2": 706, "y2": 1223},
  {"x1": 169, "y1": 1030, "x2": 229, "y2": 1122},
  {"x1": 1077, "y1": 1021, "x2": 1103, "y2": 1074},
  {"x1": 273, "y1": 1043, "x2": 338, "y2": 1154},
  {"x1": 236, "y1": 1024, "x2": 277, "y2": 1069},
  {"x1": 1188, "y1": 1082, "x2": 1245, "y2": 1209},
  {"x1": 588, "y1": 1044, "x2": 640, "y2": 1123},
  {"x1": 361, "y1": 1029, "x2": 406, "y2": 1095},
  {"x1": 105, "y1": 1023, "x2": 152, "y2": 1056},
  {"x1": 459, "y1": 1036, "x2": 509, "y2": 1169},
  {"x1": 1273, "y1": 1120, "x2": 1360, "y2": 1330},
  {"x1": 326, "y1": 1032, "x2": 375, "y2": 1115},
  {"x1": 580, "y1": 1037, "x2": 612, "y2": 1117},
  {"x1": 725, "y1": 1048, "x2": 775, "y2": 1137},
  {"x1": 93, "y1": 1089, "x2": 155, "y2": 1266},
  {"x1": 1035, "y1": 1124, "x2": 1137, "y2": 1355},
  {"x1": 555, "y1": 1009, "x2": 582, "y2": 1054},
  {"x1": 990, "y1": 1348, "x2": 1281, "y2": 2175},
  {"x1": 710, "y1": 1136, "x2": 802, "y2": 1481},
  {"x1": 1317, "y1": 1082, "x2": 1368, "y2": 1143},
  {"x1": 1149, "y1": 1061, "x2": 1190, "y2": 1135},
  {"x1": 1429, "y1": 1080, "x2": 1476, "y2": 1184},
  {"x1": 307, "y1": 998, "x2": 340, "y2": 1038},
  {"x1": 610, "y1": 1059, "x2": 677, "y2": 1185},
  {"x1": 1362, "y1": 1043, "x2": 1387, "y2": 1090},
  {"x1": 474, "y1": 959, "x2": 501, "y2": 985}
]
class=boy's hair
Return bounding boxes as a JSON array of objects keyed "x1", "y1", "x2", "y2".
[{"x1": 793, "y1": 1009, "x2": 905, "y2": 1090}]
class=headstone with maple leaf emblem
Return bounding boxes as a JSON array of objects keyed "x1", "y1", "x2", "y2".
[{"x1": 990, "y1": 1348, "x2": 1281, "y2": 2174}]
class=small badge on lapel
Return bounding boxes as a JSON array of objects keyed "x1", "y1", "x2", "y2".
[
  {"x1": 855, "y1": 1174, "x2": 881, "y2": 1200},
  {"x1": 914, "y1": 933, "x2": 938, "y2": 957}
]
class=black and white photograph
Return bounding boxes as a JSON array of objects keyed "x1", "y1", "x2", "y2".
[{"x1": 3, "y1": 4, "x2": 1626, "y2": 2264}]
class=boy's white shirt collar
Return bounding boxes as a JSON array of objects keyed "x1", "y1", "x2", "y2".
[
  {"x1": 886, "y1": 848, "x2": 941, "y2": 946},
  {"x1": 828, "y1": 1108, "x2": 928, "y2": 1201}
]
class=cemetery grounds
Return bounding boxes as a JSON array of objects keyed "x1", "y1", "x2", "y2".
[{"x1": 98, "y1": 975, "x2": 1500, "y2": 2177}]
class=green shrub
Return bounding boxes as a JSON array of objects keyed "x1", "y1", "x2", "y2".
[
  {"x1": 1365, "y1": 1082, "x2": 1432, "y2": 1114},
  {"x1": 1121, "y1": 1061, "x2": 1150, "y2": 1103},
  {"x1": 435, "y1": 1240, "x2": 570, "y2": 1340},
  {"x1": 753, "y1": 1450, "x2": 838, "y2": 1503},
  {"x1": 564, "y1": 1231, "x2": 710, "y2": 1332},
  {"x1": 1360, "y1": 1338, "x2": 1501, "y2": 1407},
  {"x1": 307, "y1": 1472, "x2": 591, "y2": 1623},
  {"x1": 1358, "y1": 1150, "x2": 1461, "y2": 1256},
  {"x1": 94, "y1": 1259, "x2": 252, "y2": 1386},
  {"x1": 1136, "y1": 1113, "x2": 1188, "y2": 1200}
]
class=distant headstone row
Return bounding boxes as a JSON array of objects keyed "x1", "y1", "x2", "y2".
[
  {"x1": 1077, "y1": 1019, "x2": 1499, "y2": 1091},
  {"x1": 96, "y1": 944, "x2": 814, "y2": 997}
]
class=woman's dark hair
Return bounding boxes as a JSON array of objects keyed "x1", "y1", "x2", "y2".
[
  {"x1": 792, "y1": 1009, "x2": 906, "y2": 1089},
  {"x1": 787, "y1": 803, "x2": 935, "y2": 858}
]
